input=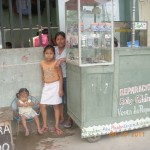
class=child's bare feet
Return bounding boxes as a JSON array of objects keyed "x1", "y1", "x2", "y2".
[
  {"x1": 37, "y1": 129, "x2": 43, "y2": 135},
  {"x1": 25, "y1": 129, "x2": 29, "y2": 136}
]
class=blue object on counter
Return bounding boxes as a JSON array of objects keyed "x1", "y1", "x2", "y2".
[{"x1": 127, "y1": 40, "x2": 139, "y2": 47}]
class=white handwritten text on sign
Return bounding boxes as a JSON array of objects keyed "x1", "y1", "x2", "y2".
[
  {"x1": 0, "y1": 123, "x2": 13, "y2": 150},
  {"x1": 118, "y1": 84, "x2": 150, "y2": 117}
]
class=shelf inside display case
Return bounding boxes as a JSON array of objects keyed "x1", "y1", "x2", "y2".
[{"x1": 65, "y1": 0, "x2": 114, "y2": 66}]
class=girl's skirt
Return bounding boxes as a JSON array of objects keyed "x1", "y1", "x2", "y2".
[{"x1": 40, "y1": 81, "x2": 62, "y2": 105}]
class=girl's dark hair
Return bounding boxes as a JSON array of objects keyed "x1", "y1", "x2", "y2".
[
  {"x1": 55, "y1": 31, "x2": 66, "y2": 40},
  {"x1": 43, "y1": 44, "x2": 55, "y2": 55},
  {"x1": 36, "y1": 28, "x2": 48, "y2": 36},
  {"x1": 16, "y1": 88, "x2": 29, "y2": 98}
]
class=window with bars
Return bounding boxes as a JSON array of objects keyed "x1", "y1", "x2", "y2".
[{"x1": 0, "y1": 0, "x2": 59, "y2": 49}]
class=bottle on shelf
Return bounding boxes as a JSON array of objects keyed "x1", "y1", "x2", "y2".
[
  {"x1": 93, "y1": 33, "x2": 100, "y2": 48},
  {"x1": 81, "y1": 34, "x2": 87, "y2": 48}
]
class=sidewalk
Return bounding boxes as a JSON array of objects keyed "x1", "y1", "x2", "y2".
[
  {"x1": 13, "y1": 122, "x2": 77, "y2": 150},
  {"x1": 12, "y1": 106, "x2": 76, "y2": 150},
  {"x1": 12, "y1": 107, "x2": 150, "y2": 150}
]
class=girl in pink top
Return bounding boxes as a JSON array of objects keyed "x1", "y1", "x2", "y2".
[{"x1": 40, "y1": 45, "x2": 63, "y2": 135}]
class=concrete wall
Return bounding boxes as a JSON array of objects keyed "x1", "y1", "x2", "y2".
[
  {"x1": 0, "y1": 47, "x2": 44, "y2": 107},
  {"x1": 139, "y1": 1, "x2": 150, "y2": 46},
  {"x1": 57, "y1": 0, "x2": 68, "y2": 32}
]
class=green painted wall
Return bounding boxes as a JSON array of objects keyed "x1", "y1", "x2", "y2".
[
  {"x1": 67, "y1": 47, "x2": 150, "y2": 138},
  {"x1": 118, "y1": 0, "x2": 139, "y2": 47},
  {"x1": 119, "y1": 0, "x2": 139, "y2": 21}
]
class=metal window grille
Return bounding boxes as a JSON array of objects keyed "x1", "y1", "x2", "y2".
[{"x1": 0, "y1": 0, "x2": 58, "y2": 48}]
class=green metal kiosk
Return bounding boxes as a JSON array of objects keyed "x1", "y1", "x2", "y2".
[{"x1": 65, "y1": 0, "x2": 150, "y2": 142}]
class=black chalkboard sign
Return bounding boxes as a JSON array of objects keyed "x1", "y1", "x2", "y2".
[{"x1": 0, "y1": 123, "x2": 13, "y2": 150}]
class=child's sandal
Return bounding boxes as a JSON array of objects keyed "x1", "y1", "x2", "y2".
[
  {"x1": 41, "y1": 127, "x2": 49, "y2": 133},
  {"x1": 64, "y1": 120, "x2": 73, "y2": 128},
  {"x1": 54, "y1": 128, "x2": 63, "y2": 135},
  {"x1": 59, "y1": 120, "x2": 64, "y2": 126}
]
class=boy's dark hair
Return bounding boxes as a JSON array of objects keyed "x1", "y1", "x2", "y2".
[
  {"x1": 55, "y1": 31, "x2": 66, "y2": 40},
  {"x1": 16, "y1": 88, "x2": 29, "y2": 98},
  {"x1": 6, "y1": 42, "x2": 12, "y2": 48},
  {"x1": 114, "y1": 40, "x2": 118, "y2": 47},
  {"x1": 43, "y1": 44, "x2": 55, "y2": 55},
  {"x1": 114, "y1": 37, "x2": 118, "y2": 47}
]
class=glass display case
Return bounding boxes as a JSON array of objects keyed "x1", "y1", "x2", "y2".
[
  {"x1": 65, "y1": 0, "x2": 114, "y2": 66},
  {"x1": 65, "y1": 0, "x2": 150, "y2": 142}
]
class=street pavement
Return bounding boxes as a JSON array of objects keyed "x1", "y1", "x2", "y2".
[
  {"x1": 12, "y1": 107, "x2": 150, "y2": 150},
  {"x1": 13, "y1": 120, "x2": 150, "y2": 150}
]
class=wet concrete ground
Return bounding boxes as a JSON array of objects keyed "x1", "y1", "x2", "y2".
[
  {"x1": 12, "y1": 107, "x2": 150, "y2": 150},
  {"x1": 13, "y1": 125, "x2": 77, "y2": 150},
  {"x1": 12, "y1": 122, "x2": 150, "y2": 150},
  {"x1": 12, "y1": 106, "x2": 77, "y2": 150}
]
